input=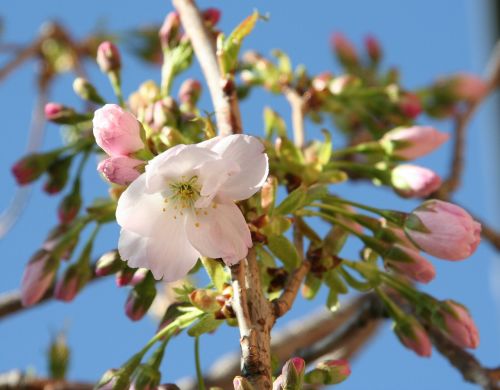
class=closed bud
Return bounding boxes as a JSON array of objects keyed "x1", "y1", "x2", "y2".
[
  {"x1": 331, "y1": 33, "x2": 358, "y2": 67},
  {"x1": 384, "y1": 244, "x2": 436, "y2": 284},
  {"x1": 48, "y1": 332, "x2": 70, "y2": 380},
  {"x1": 441, "y1": 300, "x2": 479, "y2": 349},
  {"x1": 45, "y1": 102, "x2": 82, "y2": 124},
  {"x1": 21, "y1": 249, "x2": 59, "y2": 306},
  {"x1": 159, "y1": 11, "x2": 181, "y2": 50},
  {"x1": 329, "y1": 75, "x2": 359, "y2": 95},
  {"x1": 317, "y1": 359, "x2": 351, "y2": 384},
  {"x1": 125, "y1": 273, "x2": 157, "y2": 321},
  {"x1": 54, "y1": 262, "x2": 92, "y2": 302},
  {"x1": 96, "y1": 250, "x2": 123, "y2": 276},
  {"x1": 391, "y1": 164, "x2": 441, "y2": 198},
  {"x1": 43, "y1": 156, "x2": 72, "y2": 194},
  {"x1": 96, "y1": 41, "x2": 121, "y2": 73},
  {"x1": 189, "y1": 289, "x2": 222, "y2": 312},
  {"x1": 399, "y1": 93, "x2": 422, "y2": 119},
  {"x1": 73, "y1": 77, "x2": 105, "y2": 105},
  {"x1": 365, "y1": 35, "x2": 382, "y2": 63},
  {"x1": 133, "y1": 364, "x2": 161, "y2": 390},
  {"x1": 153, "y1": 98, "x2": 179, "y2": 129},
  {"x1": 179, "y1": 79, "x2": 202, "y2": 106},
  {"x1": 233, "y1": 376, "x2": 254, "y2": 390},
  {"x1": 58, "y1": 182, "x2": 82, "y2": 224},
  {"x1": 450, "y1": 73, "x2": 488, "y2": 103},
  {"x1": 202, "y1": 8, "x2": 221, "y2": 26},
  {"x1": 116, "y1": 266, "x2": 137, "y2": 287},
  {"x1": 96, "y1": 369, "x2": 119, "y2": 389},
  {"x1": 12, "y1": 151, "x2": 59, "y2": 185},
  {"x1": 261, "y1": 176, "x2": 277, "y2": 213},
  {"x1": 394, "y1": 319, "x2": 432, "y2": 357},
  {"x1": 280, "y1": 357, "x2": 305, "y2": 389},
  {"x1": 98, "y1": 156, "x2": 144, "y2": 186}
]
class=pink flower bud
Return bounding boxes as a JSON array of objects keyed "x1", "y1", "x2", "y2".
[
  {"x1": 45, "y1": 102, "x2": 68, "y2": 121},
  {"x1": 21, "y1": 250, "x2": 58, "y2": 306},
  {"x1": 331, "y1": 33, "x2": 358, "y2": 66},
  {"x1": 178, "y1": 79, "x2": 202, "y2": 105},
  {"x1": 404, "y1": 200, "x2": 481, "y2": 260},
  {"x1": 202, "y1": 8, "x2": 221, "y2": 26},
  {"x1": 96, "y1": 41, "x2": 121, "y2": 73},
  {"x1": 442, "y1": 301, "x2": 479, "y2": 349},
  {"x1": 318, "y1": 359, "x2": 351, "y2": 384},
  {"x1": 95, "y1": 251, "x2": 122, "y2": 276},
  {"x1": 290, "y1": 357, "x2": 305, "y2": 374},
  {"x1": 115, "y1": 267, "x2": 136, "y2": 287},
  {"x1": 54, "y1": 263, "x2": 91, "y2": 302},
  {"x1": 451, "y1": 73, "x2": 488, "y2": 103},
  {"x1": 98, "y1": 156, "x2": 143, "y2": 186},
  {"x1": 58, "y1": 186, "x2": 82, "y2": 225},
  {"x1": 12, "y1": 152, "x2": 58, "y2": 185},
  {"x1": 391, "y1": 165, "x2": 441, "y2": 198},
  {"x1": 382, "y1": 126, "x2": 449, "y2": 160},
  {"x1": 125, "y1": 273, "x2": 156, "y2": 321},
  {"x1": 385, "y1": 245, "x2": 436, "y2": 284},
  {"x1": 159, "y1": 11, "x2": 181, "y2": 49},
  {"x1": 399, "y1": 93, "x2": 422, "y2": 119},
  {"x1": 92, "y1": 104, "x2": 144, "y2": 156},
  {"x1": 364, "y1": 35, "x2": 381, "y2": 63},
  {"x1": 312, "y1": 72, "x2": 333, "y2": 92},
  {"x1": 395, "y1": 321, "x2": 432, "y2": 357}
]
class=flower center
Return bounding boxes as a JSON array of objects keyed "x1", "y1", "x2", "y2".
[{"x1": 167, "y1": 176, "x2": 201, "y2": 209}]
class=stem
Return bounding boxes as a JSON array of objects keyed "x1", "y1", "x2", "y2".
[
  {"x1": 108, "y1": 72, "x2": 125, "y2": 107},
  {"x1": 327, "y1": 197, "x2": 406, "y2": 225},
  {"x1": 161, "y1": 55, "x2": 175, "y2": 97},
  {"x1": 283, "y1": 87, "x2": 305, "y2": 148},
  {"x1": 195, "y1": 336, "x2": 206, "y2": 390},
  {"x1": 330, "y1": 141, "x2": 382, "y2": 158}
]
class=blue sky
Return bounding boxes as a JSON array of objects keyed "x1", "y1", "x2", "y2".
[{"x1": 0, "y1": 1, "x2": 499, "y2": 389}]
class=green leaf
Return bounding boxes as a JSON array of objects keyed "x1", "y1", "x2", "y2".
[
  {"x1": 274, "y1": 186, "x2": 308, "y2": 215},
  {"x1": 267, "y1": 235, "x2": 301, "y2": 270},
  {"x1": 326, "y1": 288, "x2": 339, "y2": 312},
  {"x1": 339, "y1": 267, "x2": 373, "y2": 292},
  {"x1": 324, "y1": 270, "x2": 348, "y2": 294},
  {"x1": 317, "y1": 129, "x2": 332, "y2": 166},
  {"x1": 220, "y1": 11, "x2": 259, "y2": 74},
  {"x1": 263, "y1": 107, "x2": 287, "y2": 139},
  {"x1": 187, "y1": 313, "x2": 222, "y2": 337},
  {"x1": 255, "y1": 245, "x2": 276, "y2": 267},
  {"x1": 200, "y1": 257, "x2": 227, "y2": 291},
  {"x1": 302, "y1": 273, "x2": 321, "y2": 300}
]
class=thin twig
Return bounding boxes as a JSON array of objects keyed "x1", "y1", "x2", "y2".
[
  {"x1": 272, "y1": 260, "x2": 310, "y2": 318},
  {"x1": 172, "y1": 0, "x2": 241, "y2": 135},
  {"x1": 0, "y1": 41, "x2": 40, "y2": 82},
  {"x1": 283, "y1": 87, "x2": 305, "y2": 148}
]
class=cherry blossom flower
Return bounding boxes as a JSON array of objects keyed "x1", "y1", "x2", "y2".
[{"x1": 116, "y1": 134, "x2": 268, "y2": 281}]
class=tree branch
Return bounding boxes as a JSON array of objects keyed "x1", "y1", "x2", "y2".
[
  {"x1": 172, "y1": 0, "x2": 241, "y2": 135},
  {"x1": 272, "y1": 260, "x2": 310, "y2": 319},
  {"x1": 283, "y1": 87, "x2": 305, "y2": 149},
  {"x1": 0, "y1": 371, "x2": 93, "y2": 390}
]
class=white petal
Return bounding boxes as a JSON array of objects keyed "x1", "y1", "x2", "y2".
[
  {"x1": 185, "y1": 202, "x2": 251, "y2": 266},
  {"x1": 145, "y1": 144, "x2": 218, "y2": 193},
  {"x1": 195, "y1": 158, "x2": 240, "y2": 208},
  {"x1": 199, "y1": 134, "x2": 268, "y2": 200},
  {"x1": 118, "y1": 221, "x2": 200, "y2": 281},
  {"x1": 116, "y1": 174, "x2": 166, "y2": 236}
]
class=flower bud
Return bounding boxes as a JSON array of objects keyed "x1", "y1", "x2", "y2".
[
  {"x1": 450, "y1": 73, "x2": 488, "y2": 103},
  {"x1": 48, "y1": 332, "x2": 70, "y2": 380},
  {"x1": 12, "y1": 151, "x2": 59, "y2": 185},
  {"x1": 152, "y1": 98, "x2": 179, "y2": 129},
  {"x1": 364, "y1": 35, "x2": 381, "y2": 63},
  {"x1": 384, "y1": 245, "x2": 436, "y2": 284},
  {"x1": 381, "y1": 126, "x2": 449, "y2": 160},
  {"x1": 96, "y1": 250, "x2": 123, "y2": 276},
  {"x1": 116, "y1": 266, "x2": 137, "y2": 287},
  {"x1": 96, "y1": 41, "x2": 121, "y2": 73},
  {"x1": 398, "y1": 92, "x2": 422, "y2": 119},
  {"x1": 305, "y1": 359, "x2": 351, "y2": 385},
  {"x1": 328, "y1": 75, "x2": 359, "y2": 95},
  {"x1": 179, "y1": 79, "x2": 202, "y2": 106},
  {"x1": 280, "y1": 357, "x2": 305, "y2": 389},
  {"x1": 58, "y1": 183, "x2": 82, "y2": 224},
  {"x1": 44, "y1": 102, "x2": 80, "y2": 124},
  {"x1": 189, "y1": 289, "x2": 222, "y2": 312},
  {"x1": 21, "y1": 249, "x2": 59, "y2": 306},
  {"x1": 133, "y1": 364, "x2": 161, "y2": 390},
  {"x1": 261, "y1": 176, "x2": 277, "y2": 213},
  {"x1": 93, "y1": 104, "x2": 145, "y2": 156},
  {"x1": 394, "y1": 319, "x2": 432, "y2": 357},
  {"x1": 73, "y1": 77, "x2": 105, "y2": 105},
  {"x1": 404, "y1": 200, "x2": 481, "y2": 260},
  {"x1": 331, "y1": 33, "x2": 358, "y2": 67},
  {"x1": 391, "y1": 165, "x2": 441, "y2": 198},
  {"x1": 202, "y1": 8, "x2": 221, "y2": 26},
  {"x1": 311, "y1": 72, "x2": 333, "y2": 93},
  {"x1": 441, "y1": 300, "x2": 479, "y2": 349},
  {"x1": 54, "y1": 262, "x2": 92, "y2": 302},
  {"x1": 125, "y1": 273, "x2": 157, "y2": 321},
  {"x1": 159, "y1": 11, "x2": 181, "y2": 50},
  {"x1": 98, "y1": 156, "x2": 144, "y2": 186},
  {"x1": 43, "y1": 156, "x2": 72, "y2": 194}
]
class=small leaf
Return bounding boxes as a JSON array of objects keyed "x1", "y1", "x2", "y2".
[
  {"x1": 255, "y1": 245, "x2": 276, "y2": 267},
  {"x1": 302, "y1": 273, "x2": 321, "y2": 300},
  {"x1": 326, "y1": 288, "x2": 339, "y2": 312},
  {"x1": 274, "y1": 186, "x2": 307, "y2": 215},
  {"x1": 200, "y1": 257, "x2": 227, "y2": 291},
  {"x1": 317, "y1": 129, "x2": 332, "y2": 166},
  {"x1": 267, "y1": 235, "x2": 301, "y2": 270},
  {"x1": 187, "y1": 313, "x2": 222, "y2": 337},
  {"x1": 264, "y1": 107, "x2": 287, "y2": 139}
]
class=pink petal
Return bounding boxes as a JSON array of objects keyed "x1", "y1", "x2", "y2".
[{"x1": 185, "y1": 202, "x2": 252, "y2": 265}]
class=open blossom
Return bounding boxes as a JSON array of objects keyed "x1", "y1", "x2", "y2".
[
  {"x1": 116, "y1": 134, "x2": 268, "y2": 281},
  {"x1": 404, "y1": 200, "x2": 481, "y2": 260},
  {"x1": 442, "y1": 300, "x2": 479, "y2": 348},
  {"x1": 381, "y1": 126, "x2": 449, "y2": 160},
  {"x1": 93, "y1": 104, "x2": 144, "y2": 156},
  {"x1": 98, "y1": 156, "x2": 144, "y2": 186},
  {"x1": 391, "y1": 165, "x2": 441, "y2": 198}
]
